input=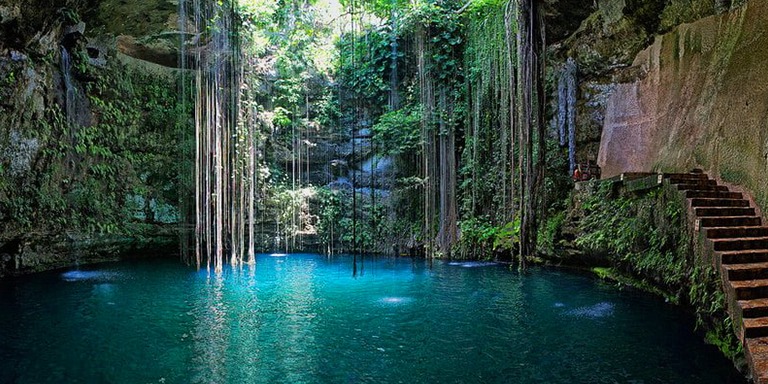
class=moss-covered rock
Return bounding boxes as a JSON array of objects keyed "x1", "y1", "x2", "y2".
[
  {"x1": 543, "y1": 0, "x2": 594, "y2": 43},
  {"x1": 89, "y1": 0, "x2": 178, "y2": 38},
  {"x1": 0, "y1": 227, "x2": 179, "y2": 278},
  {"x1": 549, "y1": 179, "x2": 744, "y2": 368},
  {"x1": 0, "y1": 1, "x2": 192, "y2": 276},
  {"x1": 659, "y1": 0, "x2": 717, "y2": 32}
]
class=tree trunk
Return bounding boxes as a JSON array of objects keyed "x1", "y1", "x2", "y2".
[{"x1": 515, "y1": 0, "x2": 545, "y2": 269}]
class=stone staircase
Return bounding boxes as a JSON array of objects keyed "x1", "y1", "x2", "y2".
[{"x1": 666, "y1": 170, "x2": 768, "y2": 383}]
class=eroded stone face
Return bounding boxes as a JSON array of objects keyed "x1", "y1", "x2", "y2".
[
  {"x1": 551, "y1": 0, "x2": 731, "y2": 168},
  {"x1": 4, "y1": 131, "x2": 39, "y2": 177},
  {"x1": 0, "y1": 5, "x2": 21, "y2": 25},
  {"x1": 97, "y1": 0, "x2": 190, "y2": 67},
  {"x1": 598, "y1": 1, "x2": 768, "y2": 211},
  {"x1": 94, "y1": 0, "x2": 179, "y2": 37}
]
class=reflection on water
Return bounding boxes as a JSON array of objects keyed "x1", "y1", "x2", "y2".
[
  {"x1": 191, "y1": 274, "x2": 228, "y2": 383},
  {"x1": 0, "y1": 255, "x2": 747, "y2": 384},
  {"x1": 61, "y1": 270, "x2": 120, "y2": 282},
  {"x1": 448, "y1": 261, "x2": 498, "y2": 268},
  {"x1": 564, "y1": 302, "x2": 616, "y2": 319}
]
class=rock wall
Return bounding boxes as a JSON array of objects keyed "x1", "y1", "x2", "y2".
[
  {"x1": 550, "y1": 0, "x2": 727, "y2": 169},
  {"x1": 598, "y1": 0, "x2": 768, "y2": 210},
  {"x1": 0, "y1": 1, "x2": 190, "y2": 277}
]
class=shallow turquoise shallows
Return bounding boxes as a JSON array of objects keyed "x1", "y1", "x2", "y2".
[{"x1": 0, "y1": 254, "x2": 746, "y2": 383}]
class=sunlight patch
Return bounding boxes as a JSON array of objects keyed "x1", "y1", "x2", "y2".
[
  {"x1": 378, "y1": 296, "x2": 413, "y2": 305},
  {"x1": 448, "y1": 261, "x2": 498, "y2": 268}
]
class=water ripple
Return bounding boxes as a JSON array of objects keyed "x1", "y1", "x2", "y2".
[{"x1": 0, "y1": 256, "x2": 745, "y2": 384}]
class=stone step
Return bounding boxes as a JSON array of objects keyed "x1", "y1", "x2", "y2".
[
  {"x1": 721, "y1": 250, "x2": 768, "y2": 265},
  {"x1": 677, "y1": 184, "x2": 729, "y2": 192},
  {"x1": 730, "y1": 279, "x2": 768, "y2": 300},
  {"x1": 686, "y1": 190, "x2": 743, "y2": 199},
  {"x1": 617, "y1": 172, "x2": 657, "y2": 182},
  {"x1": 699, "y1": 216, "x2": 762, "y2": 227},
  {"x1": 669, "y1": 170, "x2": 768, "y2": 383},
  {"x1": 663, "y1": 172, "x2": 709, "y2": 180},
  {"x1": 707, "y1": 226, "x2": 768, "y2": 239},
  {"x1": 724, "y1": 262, "x2": 768, "y2": 281},
  {"x1": 690, "y1": 198, "x2": 750, "y2": 207},
  {"x1": 738, "y1": 298, "x2": 768, "y2": 318},
  {"x1": 745, "y1": 337, "x2": 768, "y2": 384},
  {"x1": 695, "y1": 207, "x2": 756, "y2": 217},
  {"x1": 744, "y1": 317, "x2": 768, "y2": 338},
  {"x1": 668, "y1": 177, "x2": 717, "y2": 185},
  {"x1": 712, "y1": 237, "x2": 768, "y2": 252}
]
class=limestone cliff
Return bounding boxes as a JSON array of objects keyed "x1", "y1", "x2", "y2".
[
  {"x1": 550, "y1": 0, "x2": 748, "y2": 170},
  {"x1": 598, "y1": 0, "x2": 768, "y2": 211},
  {"x1": 0, "y1": 0, "x2": 187, "y2": 277}
]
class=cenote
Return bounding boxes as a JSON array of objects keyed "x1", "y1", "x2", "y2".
[
  {"x1": 0, "y1": 254, "x2": 745, "y2": 383},
  {"x1": 5, "y1": 0, "x2": 768, "y2": 382}
]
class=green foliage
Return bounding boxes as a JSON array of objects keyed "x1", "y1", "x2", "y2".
[
  {"x1": 537, "y1": 211, "x2": 566, "y2": 255},
  {"x1": 314, "y1": 187, "x2": 342, "y2": 246},
  {"x1": 315, "y1": 88, "x2": 341, "y2": 130},
  {"x1": 372, "y1": 107, "x2": 420, "y2": 155},
  {"x1": 236, "y1": 0, "x2": 342, "y2": 190},
  {"x1": 592, "y1": 267, "x2": 614, "y2": 280},
  {"x1": 454, "y1": 216, "x2": 519, "y2": 259},
  {"x1": 542, "y1": 139, "x2": 572, "y2": 214},
  {"x1": 659, "y1": 0, "x2": 715, "y2": 32},
  {"x1": 624, "y1": 0, "x2": 666, "y2": 32},
  {"x1": 273, "y1": 187, "x2": 314, "y2": 241},
  {"x1": 457, "y1": 0, "x2": 516, "y2": 225},
  {"x1": 462, "y1": 0, "x2": 506, "y2": 15},
  {"x1": 492, "y1": 219, "x2": 520, "y2": 250},
  {"x1": 58, "y1": 7, "x2": 81, "y2": 25},
  {"x1": 3, "y1": 70, "x2": 16, "y2": 85},
  {"x1": 310, "y1": 186, "x2": 389, "y2": 253},
  {"x1": 272, "y1": 106, "x2": 293, "y2": 128},
  {"x1": 0, "y1": 57, "x2": 191, "y2": 235},
  {"x1": 404, "y1": 0, "x2": 464, "y2": 82},
  {"x1": 237, "y1": 0, "x2": 278, "y2": 29},
  {"x1": 705, "y1": 315, "x2": 743, "y2": 362},
  {"x1": 337, "y1": 25, "x2": 395, "y2": 116},
  {"x1": 72, "y1": 49, "x2": 92, "y2": 78},
  {"x1": 574, "y1": 182, "x2": 741, "y2": 360},
  {"x1": 351, "y1": 0, "x2": 412, "y2": 17},
  {"x1": 576, "y1": 185, "x2": 689, "y2": 292}
]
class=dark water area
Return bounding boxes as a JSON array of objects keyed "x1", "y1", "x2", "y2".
[{"x1": 0, "y1": 254, "x2": 746, "y2": 383}]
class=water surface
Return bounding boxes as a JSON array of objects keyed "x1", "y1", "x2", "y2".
[{"x1": 0, "y1": 254, "x2": 746, "y2": 383}]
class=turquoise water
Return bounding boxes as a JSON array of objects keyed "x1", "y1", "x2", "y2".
[{"x1": 0, "y1": 254, "x2": 746, "y2": 383}]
